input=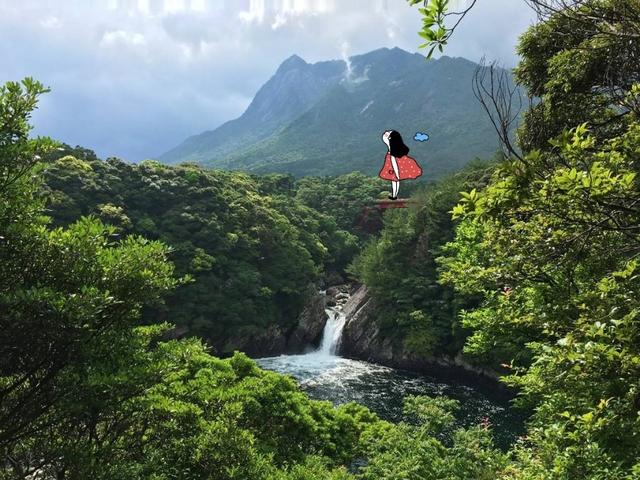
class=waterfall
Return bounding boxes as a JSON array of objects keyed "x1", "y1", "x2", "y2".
[{"x1": 317, "y1": 307, "x2": 347, "y2": 355}]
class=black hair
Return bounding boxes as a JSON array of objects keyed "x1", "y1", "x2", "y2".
[{"x1": 389, "y1": 130, "x2": 409, "y2": 157}]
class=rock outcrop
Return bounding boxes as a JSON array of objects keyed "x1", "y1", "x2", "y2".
[
  {"x1": 340, "y1": 285, "x2": 506, "y2": 389},
  {"x1": 219, "y1": 289, "x2": 330, "y2": 357},
  {"x1": 339, "y1": 285, "x2": 396, "y2": 363},
  {"x1": 224, "y1": 325, "x2": 289, "y2": 358},
  {"x1": 286, "y1": 290, "x2": 328, "y2": 353}
]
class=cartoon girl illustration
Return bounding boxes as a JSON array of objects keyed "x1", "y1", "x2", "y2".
[{"x1": 379, "y1": 130, "x2": 422, "y2": 199}]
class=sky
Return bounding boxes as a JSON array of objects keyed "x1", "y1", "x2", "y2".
[{"x1": 0, "y1": 0, "x2": 536, "y2": 161}]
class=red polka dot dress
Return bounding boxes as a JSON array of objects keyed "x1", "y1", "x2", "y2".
[{"x1": 378, "y1": 153, "x2": 423, "y2": 181}]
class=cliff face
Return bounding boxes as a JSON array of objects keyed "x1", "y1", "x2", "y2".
[
  {"x1": 215, "y1": 282, "x2": 506, "y2": 390},
  {"x1": 339, "y1": 285, "x2": 504, "y2": 386},
  {"x1": 286, "y1": 290, "x2": 328, "y2": 353},
  {"x1": 337, "y1": 285, "x2": 383, "y2": 357}
]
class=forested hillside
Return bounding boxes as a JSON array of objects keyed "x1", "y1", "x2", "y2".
[
  {"x1": 349, "y1": 157, "x2": 498, "y2": 359},
  {"x1": 42, "y1": 149, "x2": 387, "y2": 352},
  {"x1": 0, "y1": 79, "x2": 512, "y2": 480}
]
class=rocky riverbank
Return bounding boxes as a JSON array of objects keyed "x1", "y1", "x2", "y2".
[
  {"x1": 339, "y1": 284, "x2": 509, "y2": 392},
  {"x1": 199, "y1": 284, "x2": 355, "y2": 358}
]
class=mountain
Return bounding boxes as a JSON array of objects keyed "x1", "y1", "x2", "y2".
[
  {"x1": 158, "y1": 54, "x2": 344, "y2": 165},
  {"x1": 158, "y1": 47, "x2": 512, "y2": 178}
]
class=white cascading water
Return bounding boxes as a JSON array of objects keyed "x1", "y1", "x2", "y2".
[{"x1": 317, "y1": 307, "x2": 347, "y2": 355}]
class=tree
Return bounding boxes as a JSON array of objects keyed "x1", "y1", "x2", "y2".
[
  {"x1": 349, "y1": 159, "x2": 497, "y2": 357},
  {"x1": 0, "y1": 80, "x2": 179, "y2": 466},
  {"x1": 358, "y1": 395, "x2": 507, "y2": 480},
  {"x1": 409, "y1": 0, "x2": 640, "y2": 63},
  {"x1": 514, "y1": 0, "x2": 640, "y2": 151},
  {"x1": 429, "y1": 1, "x2": 640, "y2": 475}
]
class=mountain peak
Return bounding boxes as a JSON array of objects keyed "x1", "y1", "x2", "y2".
[
  {"x1": 351, "y1": 46, "x2": 413, "y2": 60},
  {"x1": 277, "y1": 54, "x2": 308, "y2": 73}
]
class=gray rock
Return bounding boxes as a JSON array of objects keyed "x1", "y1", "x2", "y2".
[
  {"x1": 339, "y1": 285, "x2": 506, "y2": 389},
  {"x1": 325, "y1": 286, "x2": 341, "y2": 297},
  {"x1": 324, "y1": 271, "x2": 345, "y2": 286},
  {"x1": 286, "y1": 291, "x2": 328, "y2": 353},
  {"x1": 223, "y1": 324, "x2": 288, "y2": 358}
]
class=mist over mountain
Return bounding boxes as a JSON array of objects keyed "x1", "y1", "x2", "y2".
[{"x1": 158, "y1": 47, "x2": 511, "y2": 178}]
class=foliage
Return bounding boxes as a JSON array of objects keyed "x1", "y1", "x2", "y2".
[
  {"x1": 0, "y1": 78, "x2": 56, "y2": 227},
  {"x1": 0, "y1": 81, "x2": 170, "y2": 470},
  {"x1": 441, "y1": 123, "x2": 640, "y2": 477},
  {"x1": 0, "y1": 79, "x2": 383, "y2": 480},
  {"x1": 41, "y1": 154, "x2": 361, "y2": 350},
  {"x1": 407, "y1": 0, "x2": 477, "y2": 58},
  {"x1": 359, "y1": 0, "x2": 640, "y2": 477},
  {"x1": 0, "y1": 80, "x2": 516, "y2": 479},
  {"x1": 294, "y1": 172, "x2": 387, "y2": 234},
  {"x1": 27, "y1": 342, "x2": 380, "y2": 479},
  {"x1": 357, "y1": 395, "x2": 507, "y2": 480},
  {"x1": 0, "y1": 80, "x2": 177, "y2": 453},
  {"x1": 433, "y1": 1, "x2": 640, "y2": 475},
  {"x1": 514, "y1": 0, "x2": 640, "y2": 152},
  {"x1": 6, "y1": 0, "x2": 640, "y2": 476}
]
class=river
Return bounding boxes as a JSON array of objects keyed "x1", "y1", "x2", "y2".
[{"x1": 257, "y1": 303, "x2": 527, "y2": 449}]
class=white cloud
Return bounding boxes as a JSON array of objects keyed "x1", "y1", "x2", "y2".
[
  {"x1": 138, "y1": 0, "x2": 151, "y2": 16},
  {"x1": 244, "y1": 0, "x2": 336, "y2": 28},
  {"x1": 164, "y1": 0, "x2": 186, "y2": 14},
  {"x1": 190, "y1": 0, "x2": 206, "y2": 12},
  {"x1": 238, "y1": 0, "x2": 266, "y2": 24},
  {"x1": 271, "y1": 13, "x2": 287, "y2": 29},
  {"x1": 100, "y1": 29, "x2": 147, "y2": 48},
  {"x1": 40, "y1": 16, "x2": 61, "y2": 29}
]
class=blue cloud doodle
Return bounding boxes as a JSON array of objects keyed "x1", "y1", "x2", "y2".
[{"x1": 413, "y1": 132, "x2": 430, "y2": 142}]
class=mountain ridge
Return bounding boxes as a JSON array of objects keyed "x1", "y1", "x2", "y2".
[{"x1": 158, "y1": 47, "x2": 511, "y2": 178}]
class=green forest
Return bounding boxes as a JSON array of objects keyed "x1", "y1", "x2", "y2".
[
  {"x1": 41, "y1": 149, "x2": 382, "y2": 353},
  {"x1": 2, "y1": 0, "x2": 640, "y2": 478}
]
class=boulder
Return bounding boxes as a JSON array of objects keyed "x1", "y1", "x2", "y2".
[
  {"x1": 325, "y1": 286, "x2": 342, "y2": 297},
  {"x1": 222, "y1": 325, "x2": 288, "y2": 358},
  {"x1": 325, "y1": 283, "x2": 352, "y2": 306}
]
